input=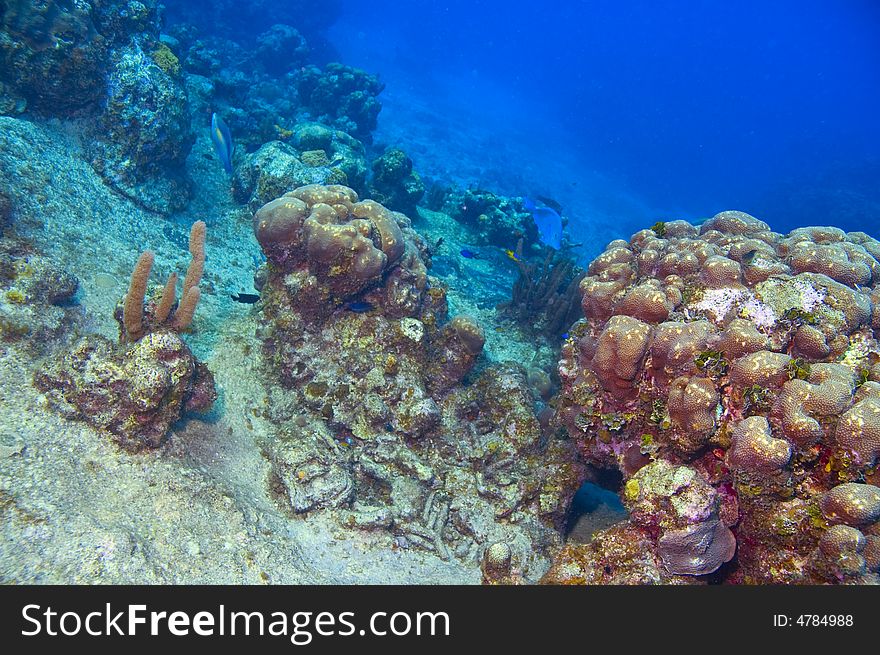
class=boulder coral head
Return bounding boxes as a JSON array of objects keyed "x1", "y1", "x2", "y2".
[
  {"x1": 551, "y1": 211, "x2": 880, "y2": 584},
  {"x1": 254, "y1": 184, "x2": 411, "y2": 302}
]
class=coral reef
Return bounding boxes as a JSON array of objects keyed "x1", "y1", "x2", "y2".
[
  {"x1": 34, "y1": 330, "x2": 216, "y2": 451},
  {"x1": 437, "y1": 186, "x2": 535, "y2": 249},
  {"x1": 33, "y1": 222, "x2": 215, "y2": 451},
  {"x1": 232, "y1": 137, "x2": 366, "y2": 212},
  {"x1": 163, "y1": 0, "x2": 340, "y2": 44},
  {"x1": 89, "y1": 41, "x2": 193, "y2": 213},
  {"x1": 551, "y1": 211, "x2": 880, "y2": 583},
  {"x1": 253, "y1": 184, "x2": 584, "y2": 575},
  {"x1": 254, "y1": 24, "x2": 309, "y2": 75},
  {"x1": 297, "y1": 63, "x2": 384, "y2": 142},
  {"x1": 0, "y1": 0, "x2": 157, "y2": 115},
  {"x1": 368, "y1": 148, "x2": 425, "y2": 216},
  {"x1": 0, "y1": 2, "x2": 193, "y2": 212}
]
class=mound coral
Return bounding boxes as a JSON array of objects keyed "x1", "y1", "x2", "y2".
[{"x1": 552, "y1": 211, "x2": 880, "y2": 584}]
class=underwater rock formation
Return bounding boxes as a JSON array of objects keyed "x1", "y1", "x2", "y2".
[
  {"x1": 233, "y1": 136, "x2": 368, "y2": 212},
  {"x1": 163, "y1": 0, "x2": 340, "y2": 44},
  {"x1": 437, "y1": 186, "x2": 536, "y2": 250},
  {"x1": 253, "y1": 184, "x2": 584, "y2": 576},
  {"x1": 34, "y1": 329, "x2": 216, "y2": 451},
  {"x1": 33, "y1": 222, "x2": 215, "y2": 451},
  {"x1": 550, "y1": 211, "x2": 880, "y2": 584},
  {"x1": 89, "y1": 41, "x2": 194, "y2": 213},
  {"x1": 254, "y1": 24, "x2": 310, "y2": 75},
  {"x1": 0, "y1": 0, "x2": 158, "y2": 115},
  {"x1": 1, "y1": 2, "x2": 195, "y2": 213},
  {"x1": 297, "y1": 63, "x2": 384, "y2": 142},
  {"x1": 368, "y1": 147, "x2": 425, "y2": 217}
]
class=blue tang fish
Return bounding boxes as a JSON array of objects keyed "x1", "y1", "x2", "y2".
[
  {"x1": 211, "y1": 112, "x2": 234, "y2": 174},
  {"x1": 523, "y1": 197, "x2": 562, "y2": 250},
  {"x1": 460, "y1": 248, "x2": 481, "y2": 259}
]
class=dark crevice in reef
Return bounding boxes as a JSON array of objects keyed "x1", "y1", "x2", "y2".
[{"x1": 564, "y1": 468, "x2": 628, "y2": 544}]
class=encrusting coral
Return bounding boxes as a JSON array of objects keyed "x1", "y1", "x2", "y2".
[
  {"x1": 548, "y1": 210, "x2": 880, "y2": 584},
  {"x1": 34, "y1": 221, "x2": 215, "y2": 451}
]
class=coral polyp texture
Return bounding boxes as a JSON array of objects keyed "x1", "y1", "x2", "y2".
[
  {"x1": 551, "y1": 211, "x2": 880, "y2": 584},
  {"x1": 253, "y1": 184, "x2": 584, "y2": 576}
]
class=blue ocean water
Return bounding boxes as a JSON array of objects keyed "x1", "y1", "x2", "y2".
[{"x1": 329, "y1": 0, "x2": 880, "y2": 253}]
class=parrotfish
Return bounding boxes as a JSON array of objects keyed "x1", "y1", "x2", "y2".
[
  {"x1": 522, "y1": 197, "x2": 563, "y2": 250},
  {"x1": 211, "y1": 112, "x2": 235, "y2": 174},
  {"x1": 504, "y1": 249, "x2": 522, "y2": 262}
]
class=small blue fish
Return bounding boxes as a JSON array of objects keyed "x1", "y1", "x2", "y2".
[
  {"x1": 460, "y1": 248, "x2": 481, "y2": 259},
  {"x1": 346, "y1": 300, "x2": 374, "y2": 313},
  {"x1": 211, "y1": 112, "x2": 234, "y2": 174},
  {"x1": 562, "y1": 332, "x2": 570, "y2": 340},
  {"x1": 523, "y1": 197, "x2": 563, "y2": 250}
]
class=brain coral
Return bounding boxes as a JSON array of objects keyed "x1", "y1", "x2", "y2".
[
  {"x1": 553, "y1": 211, "x2": 880, "y2": 584},
  {"x1": 254, "y1": 184, "x2": 410, "y2": 300}
]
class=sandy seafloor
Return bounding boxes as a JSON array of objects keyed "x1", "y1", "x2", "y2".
[
  {"x1": 0, "y1": 111, "x2": 630, "y2": 584},
  {"x1": 0, "y1": 116, "x2": 472, "y2": 583}
]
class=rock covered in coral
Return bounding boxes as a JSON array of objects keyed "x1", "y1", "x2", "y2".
[
  {"x1": 232, "y1": 139, "x2": 366, "y2": 212},
  {"x1": 0, "y1": 236, "x2": 79, "y2": 348},
  {"x1": 1, "y1": 2, "x2": 192, "y2": 212},
  {"x1": 541, "y1": 523, "x2": 697, "y2": 585},
  {"x1": 369, "y1": 147, "x2": 425, "y2": 216},
  {"x1": 0, "y1": 0, "x2": 158, "y2": 115},
  {"x1": 438, "y1": 186, "x2": 535, "y2": 249},
  {"x1": 34, "y1": 330, "x2": 216, "y2": 451},
  {"x1": 252, "y1": 184, "x2": 583, "y2": 577},
  {"x1": 164, "y1": 0, "x2": 340, "y2": 44},
  {"x1": 297, "y1": 63, "x2": 384, "y2": 141},
  {"x1": 254, "y1": 24, "x2": 309, "y2": 75},
  {"x1": 0, "y1": 190, "x2": 11, "y2": 230},
  {"x1": 89, "y1": 41, "x2": 193, "y2": 213},
  {"x1": 425, "y1": 315, "x2": 485, "y2": 394},
  {"x1": 551, "y1": 211, "x2": 880, "y2": 584}
]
